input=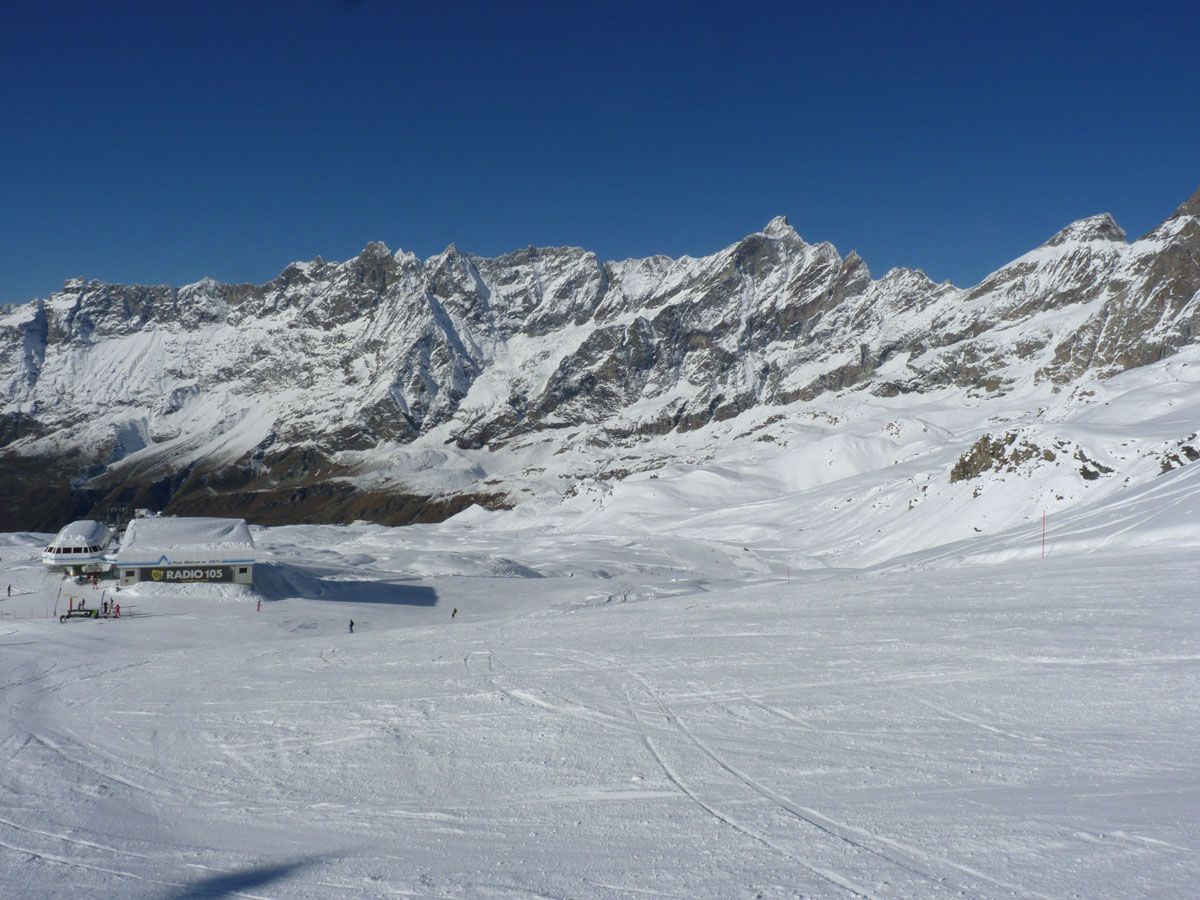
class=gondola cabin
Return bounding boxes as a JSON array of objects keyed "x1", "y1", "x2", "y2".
[{"x1": 41, "y1": 520, "x2": 114, "y2": 575}]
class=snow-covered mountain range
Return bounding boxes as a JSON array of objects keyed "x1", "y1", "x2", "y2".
[{"x1": 2, "y1": 187, "x2": 1198, "y2": 539}]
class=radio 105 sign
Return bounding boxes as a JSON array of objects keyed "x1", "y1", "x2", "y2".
[{"x1": 139, "y1": 566, "x2": 234, "y2": 583}]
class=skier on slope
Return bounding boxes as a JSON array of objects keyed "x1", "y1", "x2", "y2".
[
  {"x1": 349, "y1": 619, "x2": 354, "y2": 634},
  {"x1": 452, "y1": 608, "x2": 457, "y2": 619}
]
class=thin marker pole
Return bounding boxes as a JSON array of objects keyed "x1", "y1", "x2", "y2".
[{"x1": 1042, "y1": 511, "x2": 1046, "y2": 560}]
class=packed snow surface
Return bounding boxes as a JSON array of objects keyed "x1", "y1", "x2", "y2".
[
  {"x1": 116, "y1": 516, "x2": 255, "y2": 565},
  {"x1": 2, "y1": 479, "x2": 1198, "y2": 896}
]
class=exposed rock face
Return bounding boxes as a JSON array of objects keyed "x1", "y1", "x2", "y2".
[
  {"x1": 1, "y1": 187, "x2": 1198, "y2": 529},
  {"x1": 950, "y1": 433, "x2": 1040, "y2": 483},
  {"x1": 1159, "y1": 434, "x2": 1200, "y2": 474}
]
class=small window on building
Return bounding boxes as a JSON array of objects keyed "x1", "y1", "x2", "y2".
[
  {"x1": 238, "y1": 567, "x2": 248, "y2": 575},
  {"x1": 124, "y1": 570, "x2": 135, "y2": 578}
]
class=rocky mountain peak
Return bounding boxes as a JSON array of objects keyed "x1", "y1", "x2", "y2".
[
  {"x1": 1170, "y1": 186, "x2": 1200, "y2": 220},
  {"x1": 358, "y1": 240, "x2": 393, "y2": 259},
  {"x1": 841, "y1": 249, "x2": 870, "y2": 276},
  {"x1": 1045, "y1": 212, "x2": 1126, "y2": 246},
  {"x1": 880, "y1": 266, "x2": 939, "y2": 290},
  {"x1": 185, "y1": 276, "x2": 221, "y2": 291},
  {"x1": 762, "y1": 215, "x2": 798, "y2": 239}
]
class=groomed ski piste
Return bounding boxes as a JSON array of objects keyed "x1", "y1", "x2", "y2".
[{"x1": 2, "y1": 353, "x2": 1199, "y2": 898}]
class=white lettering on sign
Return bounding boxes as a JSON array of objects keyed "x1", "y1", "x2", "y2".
[
  {"x1": 167, "y1": 568, "x2": 224, "y2": 580},
  {"x1": 141, "y1": 566, "x2": 234, "y2": 583}
]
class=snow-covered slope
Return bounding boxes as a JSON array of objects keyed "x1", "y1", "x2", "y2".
[
  {"x1": 1, "y1": 188, "x2": 1198, "y2": 532},
  {"x1": 2, "y1": 473, "x2": 1199, "y2": 896}
]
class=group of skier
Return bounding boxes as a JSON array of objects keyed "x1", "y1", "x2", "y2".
[{"x1": 65, "y1": 596, "x2": 120, "y2": 618}]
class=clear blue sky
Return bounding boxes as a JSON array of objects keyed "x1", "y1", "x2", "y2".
[{"x1": 2, "y1": 0, "x2": 1197, "y2": 304}]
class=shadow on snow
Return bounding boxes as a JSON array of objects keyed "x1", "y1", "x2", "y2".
[
  {"x1": 166, "y1": 856, "x2": 318, "y2": 898},
  {"x1": 253, "y1": 562, "x2": 438, "y2": 606}
]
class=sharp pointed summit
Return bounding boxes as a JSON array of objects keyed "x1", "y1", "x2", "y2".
[
  {"x1": 762, "y1": 215, "x2": 798, "y2": 239},
  {"x1": 1045, "y1": 213, "x2": 1126, "y2": 246}
]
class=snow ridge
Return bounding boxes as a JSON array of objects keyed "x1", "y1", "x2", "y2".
[{"x1": 1, "y1": 187, "x2": 1199, "y2": 531}]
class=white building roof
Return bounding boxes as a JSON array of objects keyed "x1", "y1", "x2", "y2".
[
  {"x1": 49, "y1": 520, "x2": 111, "y2": 548},
  {"x1": 116, "y1": 517, "x2": 255, "y2": 566}
]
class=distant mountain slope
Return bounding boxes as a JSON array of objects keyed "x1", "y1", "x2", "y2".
[
  {"x1": 488, "y1": 341, "x2": 1200, "y2": 571},
  {"x1": 1, "y1": 187, "x2": 1197, "y2": 532}
]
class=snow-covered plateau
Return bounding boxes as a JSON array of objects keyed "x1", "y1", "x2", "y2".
[{"x1": 2, "y1": 338, "x2": 1199, "y2": 896}]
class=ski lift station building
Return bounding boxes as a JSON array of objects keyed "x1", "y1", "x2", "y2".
[
  {"x1": 41, "y1": 520, "x2": 114, "y2": 575},
  {"x1": 115, "y1": 517, "x2": 256, "y2": 587}
]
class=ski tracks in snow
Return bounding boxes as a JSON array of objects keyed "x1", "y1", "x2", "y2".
[
  {"x1": 618, "y1": 661, "x2": 1054, "y2": 899},
  {"x1": 908, "y1": 694, "x2": 1049, "y2": 745},
  {"x1": 463, "y1": 647, "x2": 643, "y2": 737},
  {"x1": 537, "y1": 648, "x2": 876, "y2": 896}
]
